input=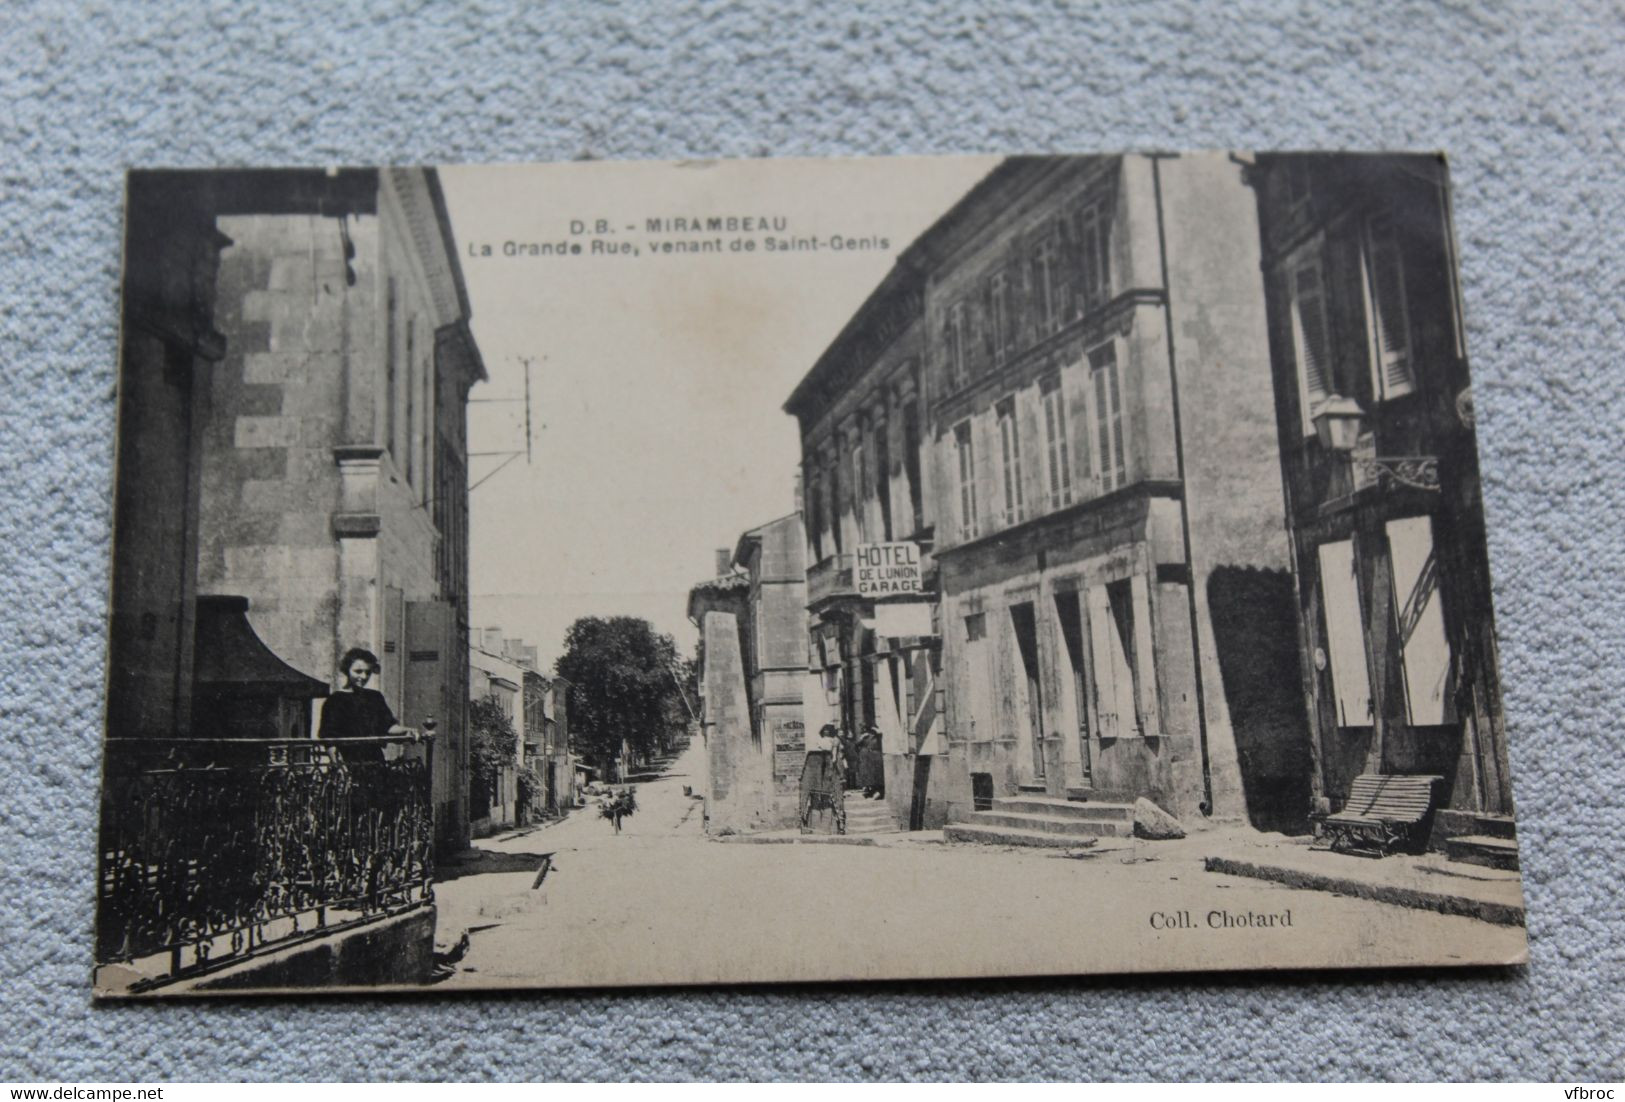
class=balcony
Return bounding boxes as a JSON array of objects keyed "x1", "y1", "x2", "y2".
[
  {"x1": 807, "y1": 552, "x2": 856, "y2": 607},
  {"x1": 96, "y1": 735, "x2": 434, "y2": 992},
  {"x1": 807, "y1": 537, "x2": 937, "y2": 609}
]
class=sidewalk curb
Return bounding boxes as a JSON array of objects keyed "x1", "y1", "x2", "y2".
[
  {"x1": 1204, "y1": 856, "x2": 1526, "y2": 927},
  {"x1": 711, "y1": 834, "x2": 878, "y2": 846}
]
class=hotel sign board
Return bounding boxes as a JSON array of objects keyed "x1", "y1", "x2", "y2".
[{"x1": 855, "y1": 541, "x2": 923, "y2": 597}]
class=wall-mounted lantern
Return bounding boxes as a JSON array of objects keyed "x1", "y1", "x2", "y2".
[{"x1": 1311, "y1": 394, "x2": 1366, "y2": 452}]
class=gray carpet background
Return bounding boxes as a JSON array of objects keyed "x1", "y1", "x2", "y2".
[{"x1": 3, "y1": 0, "x2": 1622, "y2": 1082}]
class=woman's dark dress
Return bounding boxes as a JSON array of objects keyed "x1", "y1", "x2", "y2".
[
  {"x1": 316, "y1": 688, "x2": 396, "y2": 764},
  {"x1": 857, "y1": 731, "x2": 885, "y2": 794}
]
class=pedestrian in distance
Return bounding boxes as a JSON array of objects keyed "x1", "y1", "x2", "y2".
[
  {"x1": 317, "y1": 647, "x2": 419, "y2": 765},
  {"x1": 858, "y1": 723, "x2": 885, "y2": 800}
]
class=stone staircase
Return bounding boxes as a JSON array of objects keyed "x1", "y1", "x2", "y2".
[
  {"x1": 842, "y1": 794, "x2": 901, "y2": 836},
  {"x1": 945, "y1": 794, "x2": 1136, "y2": 848},
  {"x1": 1442, "y1": 811, "x2": 1520, "y2": 871}
]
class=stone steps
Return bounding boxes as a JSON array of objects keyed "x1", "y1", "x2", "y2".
[
  {"x1": 1444, "y1": 834, "x2": 1521, "y2": 871},
  {"x1": 991, "y1": 797, "x2": 1134, "y2": 822},
  {"x1": 944, "y1": 822, "x2": 1108, "y2": 849},
  {"x1": 1437, "y1": 809, "x2": 1517, "y2": 840},
  {"x1": 949, "y1": 795, "x2": 1137, "y2": 848},
  {"x1": 966, "y1": 812, "x2": 1127, "y2": 837},
  {"x1": 842, "y1": 798, "x2": 899, "y2": 835}
]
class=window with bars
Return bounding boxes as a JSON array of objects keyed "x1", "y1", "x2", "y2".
[
  {"x1": 1364, "y1": 212, "x2": 1416, "y2": 401},
  {"x1": 1090, "y1": 343, "x2": 1126, "y2": 492},
  {"x1": 1040, "y1": 374, "x2": 1073, "y2": 509},
  {"x1": 954, "y1": 420, "x2": 978, "y2": 541},
  {"x1": 996, "y1": 397, "x2": 1024, "y2": 527},
  {"x1": 1288, "y1": 247, "x2": 1333, "y2": 436}
]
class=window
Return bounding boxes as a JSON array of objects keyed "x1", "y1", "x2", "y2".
[
  {"x1": 1388, "y1": 516, "x2": 1454, "y2": 726},
  {"x1": 1040, "y1": 374, "x2": 1073, "y2": 509},
  {"x1": 1288, "y1": 248, "x2": 1333, "y2": 435},
  {"x1": 902, "y1": 401, "x2": 924, "y2": 535},
  {"x1": 806, "y1": 476, "x2": 825, "y2": 562},
  {"x1": 1032, "y1": 232, "x2": 1061, "y2": 333},
  {"x1": 851, "y1": 440, "x2": 867, "y2": 543},
  {"x1": 1364, "y1": 212, "x2": 1416, "y2": 401},
  {"x1": 828, "y1": 455, "x2": 843, "y2": 555},
  {"x1": 996, "y1": 397, "x2": 1024, "y2": 526},
  {"x1": 1090, "y1": 343, "x2": 1126, "y2": 492},
  {"x1": 1317, "y1": 540, "x2": 1373, "y2": 728},
  {"x1": 874, "y1": 421, "x2": 892, "y2": 541},
  {"x1": 945, "y1": 302, "x2": 968, "y2": 392},
  {"x1": 954, "y1": 420, "x2": 978, "y2": 541},
  {"x1": 1075, "y1": 202, "x2": 1110, "y2": 311},
  {"x1": 989, "y1": 270, "x2": 1013, "y2": 364}
]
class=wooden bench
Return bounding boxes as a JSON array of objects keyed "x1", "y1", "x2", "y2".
[{"x1": 1320, "y1": 774, "x2": 1442, "y2": 857}]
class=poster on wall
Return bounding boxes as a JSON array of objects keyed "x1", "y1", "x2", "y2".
[{"x1": 96, "y1": 152, "x2": 1524, "y2": 997}]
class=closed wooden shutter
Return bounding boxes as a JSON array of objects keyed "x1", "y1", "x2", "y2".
[
  {"x1": 1088, "y1": 584, "x2": 1137, "y2": 738},
  {"x1": 1387, "y1": 516, "x2": 1453, "y2": 725},
  {"x1": 1130, "y1": 574, "x2": 1159, "y2": 736},
  {"x1": 1316, "y1": 541, "x2": 1373, "y2": 727},
  {"x1": 1291, "y1": 254, "x2": 1333, "y2": 434},
  {"x1": 1366, "y1": 214, "x2": 1416, "y2": 399}
]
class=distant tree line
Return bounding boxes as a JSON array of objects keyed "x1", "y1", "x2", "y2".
[{"x1": 556, "y1": 616, "x2": 694, "y2": 778}]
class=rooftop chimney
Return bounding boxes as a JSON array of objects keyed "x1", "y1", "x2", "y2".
[{"x1": 715, "y1": 548, "x2": 732, "y2": 577}]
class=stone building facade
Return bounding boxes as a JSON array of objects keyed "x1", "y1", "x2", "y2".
[
  {"x1": 789, "y1": 155, "x2": 1315, "y2": 832},
  {"x1": 920, "y1": 154, "x2": 1302, "y2": 828},
  {"x1": 785, "y1": 266, "x2": 949, "y2": 831},
  {"x1": 191, "y1": 168, "x2": 485, "y2": 854},
  {"x1": 686, "y1": 517, "x2": 809, "y2": 835},
  {"x1": 1247, "y1": 154, "x2": 1513, "y2": 848}
]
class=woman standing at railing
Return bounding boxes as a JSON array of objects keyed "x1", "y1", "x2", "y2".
[{"x1": 316, "y1": 647, "x2": 418, "y2": 764}]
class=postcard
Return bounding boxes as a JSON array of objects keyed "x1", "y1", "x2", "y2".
[{"x1": 95, "y1": 152, "x2": 1525, "y2": 996}]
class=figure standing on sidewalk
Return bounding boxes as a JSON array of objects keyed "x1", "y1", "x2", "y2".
[{"x1": 857, "y1": 723, "x2": 885, "y2": 800}]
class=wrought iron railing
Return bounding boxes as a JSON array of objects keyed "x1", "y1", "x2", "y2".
[{"x1": 96, "y1": 737, "x2": 434, "y2": 989}]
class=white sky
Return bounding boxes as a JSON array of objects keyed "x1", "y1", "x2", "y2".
[{"x1": 439, "y1": 156, "x2": 998, "y2": 669}]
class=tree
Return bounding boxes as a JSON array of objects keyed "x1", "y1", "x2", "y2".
[
  {"x1": 468, "y1": 696, "x2": 518, "y2": 816},
  {"x1": 555, "y1": 616, "x2": 684, "y2": 776}
]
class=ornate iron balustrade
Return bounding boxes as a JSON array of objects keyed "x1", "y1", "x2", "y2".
[{"x1": 97, "y1": 737, "x2": 434, "y2": 988}]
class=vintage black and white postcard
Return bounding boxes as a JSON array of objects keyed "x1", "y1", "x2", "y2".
[{"x1": 96, "y1": 153, "x2": 1526, "y2": 996}]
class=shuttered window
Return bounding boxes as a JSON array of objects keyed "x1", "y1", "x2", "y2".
[
  {"x1": 1365, "y1": 212, "x2": 1416, "y2": 400},
  {"x1": 1289, "y1": 250, "x2": 1333, "y2": 435},
  {"x1": 1091, "y1": 343, "x2": 1125, "y2": 492},
  {"x1": 945, "y1": 302, "x2": 968, "y2": 392},
  {"x1": 1075, "y1": 202, "x2": 1109, "y2": 310},
  {"x1": 997, "y1": 397, "x2": 1024, "y2": 526},
  {"x1": 1087, "y1": 580, "x2": 1148, "y2": 738},
  {"x1": 1388, "y1": 516, "x2": 1454, "y2": 726},
  {"x1": 954, "y1": 420, "x2": 978, "y2": 541},
  {"x1": 1317, "y1": 540, "x2": 1373, "y2": 727},
  {"x1": 851, "y1": 442, "x2": 867, "y2": 543},
  {"x1": 1040, "y1": 375, "x2": 1073, "y2": 509}
]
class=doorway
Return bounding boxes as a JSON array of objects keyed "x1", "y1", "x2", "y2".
[
  {"x1": 1010, "y1": 602, "x2": 1045, "y2": 781},
  {"x1": 1054, "y1": 590, "x2": 1092, "y2": 786}
]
